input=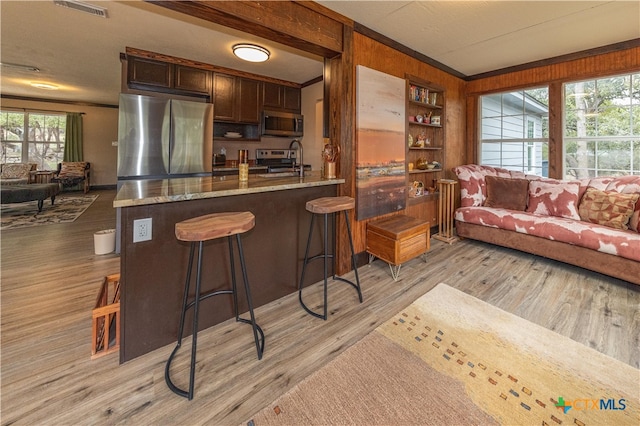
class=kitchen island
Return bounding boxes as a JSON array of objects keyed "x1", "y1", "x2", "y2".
[{"x1": 114, "y1": 171, "x2": 344, "y2": 362}]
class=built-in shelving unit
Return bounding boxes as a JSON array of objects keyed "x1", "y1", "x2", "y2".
[{"x1": 405, "y1": 75, "x2": 446, "y2": 225}]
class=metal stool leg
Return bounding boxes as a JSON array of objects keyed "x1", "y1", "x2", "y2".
[
  {"x1": 234, "y1": 234, "x2": 265, "y2": 359},
  {"x1": 165, "y1": 241, "x2": 204, "y2": 400},
  {"x1": 299, "y1": 213, "x2": 327, "y2": 319},
  {"x1": 299, "y1": 210, "x2": 363, "y2": 320},
  {"x1": 343, "y1": 210, "x2": 363, "y2": 302},
  {"x1": 322, "y1": 212, "x2": 329, "y2": 319}
]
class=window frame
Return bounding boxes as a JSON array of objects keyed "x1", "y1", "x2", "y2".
[
  {"x1": 478, "y1": 87, "x2": 549, "y2": 177},
  {"x1": 562, "y1": 72, "x2": 640, "y2": 178}
]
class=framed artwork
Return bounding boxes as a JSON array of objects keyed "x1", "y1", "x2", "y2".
[{"x1": 355, "y1": 65, "x2": 406, "y2": 220}]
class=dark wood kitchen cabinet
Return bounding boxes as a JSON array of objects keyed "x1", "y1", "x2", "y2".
[
  {"x1": 213, "y1": 73, "x2": 261, "y2": 124},
  {"x1": 127, "y1": 56, "x2": 211, "y2": 97},
  {"x1": 128, "y1": 56, "x2": 172, "y2": 90},
  {"x1": 262, "y1": 81, "x2": 301, "y2": 112},
  {"x1": 174, "y1": 65, "x2": 211, "y2": 95}
]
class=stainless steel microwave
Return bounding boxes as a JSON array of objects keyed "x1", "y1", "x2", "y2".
[{"x1": 261, "y1": 110, "x2": 304, "y2": 137}]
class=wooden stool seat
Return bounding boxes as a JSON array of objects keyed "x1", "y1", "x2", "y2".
[
  {"x1": 175, "y1": 211, "x2": 255, "y2": 242},
  {"x1": 306, "y1": 196, "x2": 355, "y2": 214}
]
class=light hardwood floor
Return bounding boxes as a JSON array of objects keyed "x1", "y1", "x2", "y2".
[{"x1": 1, "y1": 189, "x2": 638, "y2": 425}]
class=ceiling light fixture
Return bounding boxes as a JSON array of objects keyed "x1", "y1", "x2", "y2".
[
  {"x1": 1, "y1": 62, "x2": 40, "y2": 72},
  {"x1": 30, "y1": 82, "x2": 59, "y2": 90},
  {"x1": 232, "y1": 44, "x2": 270, "y2": 63}
]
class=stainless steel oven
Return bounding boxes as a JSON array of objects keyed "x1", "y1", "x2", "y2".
[{"x1": 255, "y1": 149, "x2": 311, "y2": 172}]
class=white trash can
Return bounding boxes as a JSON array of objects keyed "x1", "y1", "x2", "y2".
[{"x1": 94, "y1": 229, "x2": 116, "y2": 255}]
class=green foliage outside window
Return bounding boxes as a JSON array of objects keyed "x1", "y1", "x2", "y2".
[
  {"x1": 564, "y1": 73, "x2": 640, "y2": 178},
  {"x1": 0, "y1": 110, "x2": 66, "y2": 170}
]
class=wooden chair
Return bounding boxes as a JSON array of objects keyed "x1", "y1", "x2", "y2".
[{"x1": 51, "y1": 162, "x2": 90, "y2": 193}]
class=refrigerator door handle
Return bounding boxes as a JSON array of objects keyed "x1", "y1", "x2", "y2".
[{"x1": 162, "y1": 101, "x2": 172, "y2": 175}]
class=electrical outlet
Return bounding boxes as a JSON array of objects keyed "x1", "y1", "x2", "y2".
[{"x1": 133, "y1": 218, "x2": 152, "y2": 243}]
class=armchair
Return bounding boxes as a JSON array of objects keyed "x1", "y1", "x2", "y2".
[{"x1": 51, "y1": 161, "x2": 91, "y2": 193}]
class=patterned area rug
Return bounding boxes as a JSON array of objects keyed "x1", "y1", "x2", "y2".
[
  {"x1": 247, "y1": 283, "x2": 639, "y2": 425},
  {"x1": 1, "y1": 194, "x2": 98, "y2": 230}
]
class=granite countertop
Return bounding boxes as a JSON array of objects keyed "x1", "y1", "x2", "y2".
[
  {"x1": 113, "y1": 171, "x2": 344, "y2": 208},
  {"x1": 213, "y1": 165, "x2": 268, "y2": 172}
]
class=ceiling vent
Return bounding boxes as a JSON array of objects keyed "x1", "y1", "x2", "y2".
[{"x1": 53, "y1": 0, "x2": 108, "y2": 18}]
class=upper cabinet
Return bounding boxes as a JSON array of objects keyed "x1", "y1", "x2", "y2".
[
  {"x1": 127, "y1": 56, "x2": 211, "y2": 97},
  {"x1": 124, "y1": 50, "x2": 302, "y2": 143},
  {"x1": 213, "y1": 73, "x2": 260, "y2": 124},
  {"x1": 262, "y1": 82, "x2": 301, "y2": 112},
  {"x1": 174, "y1": 65, "x2": 212, "y2": 95}
]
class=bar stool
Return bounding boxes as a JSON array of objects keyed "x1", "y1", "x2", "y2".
[
  {"x1": 165, "y1": 211, "x2": 264, "y2": 400},
  {"x1": 298, "y1": 196, "x2": 363, "y2": 320}
]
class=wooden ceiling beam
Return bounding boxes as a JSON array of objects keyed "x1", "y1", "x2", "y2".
[{"x1": 146, "y1": 0, "x2": 343, "y2": 58}]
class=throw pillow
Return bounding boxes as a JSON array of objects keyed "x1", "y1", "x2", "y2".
[
  {"x1": 578, "y1": 187, "x2": 640, "y2": 230},
  {"x1": 484, "y1": 175, "x2": 529, "y2": 210},
  {"x1": 58, "y1": 162, "x2": 87, "y2": 178},
  {"x1": 526, "y1": 179, "x2": 581, "y2": 220}
]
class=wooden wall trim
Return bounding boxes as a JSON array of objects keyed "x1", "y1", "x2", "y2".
[
  {"x1": 468, "y1": 38, "x2": 640, "y2": 82},
  {"x1": 147, "y1": 0, "x2": 343, "y2": 58},
  {"x1": 464, "y1": 96, "x2": 477, "y2": 165},
  {"x1": 466, "y1": 45, "x2": 640, "y2": 94},
  {"x1": 548, "y1": 81, "x2": 563, "y2": 179},
  {"x1": 353, "y1": 23, "x2": 466, "y2": 80},
  {"x1": 335, "y1": 25, "x2": 355, "y2": 276},
  {"x1": 0, "y1": 94, "x2": 117, "y2": 109}
]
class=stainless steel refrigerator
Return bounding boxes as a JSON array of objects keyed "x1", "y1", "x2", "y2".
[
  {"x1": 115, "y1": 93, "x2": 213, "y2": 253},
  {"x1": 117, "y1": 93, "x2": 213, "y2": 180}
]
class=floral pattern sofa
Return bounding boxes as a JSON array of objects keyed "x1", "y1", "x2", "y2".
[{"x1": 453, "y1": 164, "x2": 640, "y2": 285}]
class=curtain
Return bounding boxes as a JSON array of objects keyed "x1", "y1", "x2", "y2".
[{"x1": 63, "y1": 113, "x2": 83, "y2": 161}]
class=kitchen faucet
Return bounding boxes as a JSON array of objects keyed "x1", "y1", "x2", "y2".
[{"x1": 289, "y1": 139, "x2": 304, "y2": 178}]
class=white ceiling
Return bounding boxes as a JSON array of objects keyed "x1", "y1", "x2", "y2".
[{"x1": 1, "y1": 1, "x2": 638, "y2": 106}]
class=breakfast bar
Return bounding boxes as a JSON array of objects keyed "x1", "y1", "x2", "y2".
[{"x1": 114, "y1": 171, "x2": 344, "y2": 362}]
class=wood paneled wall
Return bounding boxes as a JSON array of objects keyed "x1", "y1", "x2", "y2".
[
  {"x1": 332, "y1": 32, "x2": 467, "y2": 273},
  {"x1": 465, "y1": 45, "x2": 640, "y2": 179}
]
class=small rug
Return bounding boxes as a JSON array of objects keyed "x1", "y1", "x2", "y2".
[
  {"x1": 1, "y1": 194, "x2": 99, "y2": 230},
  {"x1": 246, "y1": 283, "x2": 639, "y2": 425}
]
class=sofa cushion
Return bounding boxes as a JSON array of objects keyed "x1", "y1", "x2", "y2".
[
  {"x1": 526, "y1": 179, "x2": 581, "y2": 220},
  {"x1": 455, "y1": 206, "x2": 640, "y2": 262},
  {"x1": 1, "y1": 163, "x2": 32, "y2": 180},
  {"x1": 453, "y1": 164, "x2": 513, "y2": 207},
  {"x1": 484, "y1": 175, "x2": 529, "y2": 211},
  {"x1": 578, "y1": 187, "x2": 639, "y2": 230}
]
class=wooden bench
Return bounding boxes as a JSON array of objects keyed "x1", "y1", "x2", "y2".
[{"x1": 366, "y1": 214, "x2": 430, "y2": 281}]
